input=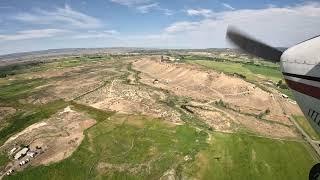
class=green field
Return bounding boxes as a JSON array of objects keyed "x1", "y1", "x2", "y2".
[
  {"x1": 6, "y1": 113, "x2": 208, "y2": 179},
  {"x1": 0, "y1": 55, "x2": 112, "y2": 78},
  {"x1": 186, "y1": 133, "x2": 317, "y2": 180},
  {"x1": 6, "y1": 112, "x2": 318, "y2": 180},
  {"x1": 293, "y1": 116, "x2": 320, "y2": 141},
  {"x1": 0, "y1": 78, "x2": 45, "y2": 103},
  {"x1": 188, "y1": 60, "x2": 282, "y2": 83}
]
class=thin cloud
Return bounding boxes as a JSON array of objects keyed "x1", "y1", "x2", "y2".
[
  {"x1": 0, "y1": 29, "x2": 69, "y2": 41},
  {"x1": 222, "y1": 3, "x2": 235, "y2": 10},
  {"x1": 162, "y1": 8, "x2": 174, "y2": 16},
  {"x1": 110, "y1": 0, "x2": 172, "y2": 15},
  {"x1": 110, "y1": 0, "x2": 151, "y2": 6},
  {"x1": 72, "y1": 30, "x2": 119, "y2": 39},
  {"x1": 14, "y1": 4, "x2": 103, "y2": 29},
  {"x1": 187, "y1": 9, "x2": 213, "y2": 17},
  {"x1": 136, "y1": 3, "x2": 159, "y2": 13},
  {"x1": 165, "y1": 21, "x2": 200, "y2": 33},
  {"x1": 137, "y1": 3, "x2": 173, "y2": 15}
]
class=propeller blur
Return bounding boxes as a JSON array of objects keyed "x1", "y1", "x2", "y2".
[{"x1": 226, "y1": 26, "x2": 320, "y2": 135}]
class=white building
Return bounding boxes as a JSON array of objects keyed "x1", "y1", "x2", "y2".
[{"x1": 14, "y1": 147, "x2": 29, "y2": 160}]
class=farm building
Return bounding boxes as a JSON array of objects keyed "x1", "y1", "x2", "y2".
[{"x1": 14, "y1": 147, "x2": 29, "y2": 160}]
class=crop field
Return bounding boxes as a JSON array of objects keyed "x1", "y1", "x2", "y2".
[{"x1": 0, "y1": 54, "x2": 318, "y2": 179}]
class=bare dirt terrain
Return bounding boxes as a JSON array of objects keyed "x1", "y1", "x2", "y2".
[
  {"x1": 188, "y1": 107, "x2": 235, "y2": 132},
  {"x1": 79, "y1": 79, "x2": 181, "y2": 123},
  {"x1": 0, "y1": 107, "x2": 16, "y2": 121},
  {"x1": 1, "y1": 106, "x2": 96, "y2": 169},
  {"x1": 21, "y1": 56, "x2": 301, "y2": 138},
  {"x1": 133, "y1": 57, "x2": 302, "y2": 138},
  {"x1": 15, "y1": 61, "x2": 123, "y2": 105},
  {"x1": 5, "y1": 56, "x2": 303, "y2": 140}
]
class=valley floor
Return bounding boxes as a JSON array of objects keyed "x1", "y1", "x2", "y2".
[{"x1": 0, "y1": 55, "x2": 317, "y2": 179}]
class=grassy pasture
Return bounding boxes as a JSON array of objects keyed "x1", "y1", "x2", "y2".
[
  {"x1": 185, "y1": 132, "x2": 317, "y2": 180},
  {"x1": 0, "y1": 79, "x2": 45, "y2": 102},
  {"x1": 0, "y1": 55, "x2": 112, "y2": 77},
  {"x1": 188, "y1": 60, "x2": 282, "y2": 83},
  {"x1": 7, "y1": 114, "x2": 208, "y2": 180},
  {"x1": 6, "y1": 116, "x2": 317, "y2": 180},
  {"x1": 293, "y1": 115, "x2": 320, "y2": 141}
]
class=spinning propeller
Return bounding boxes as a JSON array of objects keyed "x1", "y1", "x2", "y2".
[{"x1": 226, "y1": 26, "x2": 282, "y2": 63}]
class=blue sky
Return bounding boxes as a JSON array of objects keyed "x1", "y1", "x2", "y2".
[{"x1": 0, "y1": 0, "x2": 319, "y2": 54}]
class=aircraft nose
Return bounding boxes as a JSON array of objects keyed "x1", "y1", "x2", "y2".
[
  {"x1": 281, "y1": 36, "x2": 320, "y2": 66},
  {"x1": 280, "y1": 36, "x2": 320, "y2": 75}
]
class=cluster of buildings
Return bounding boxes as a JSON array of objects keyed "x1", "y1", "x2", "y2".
[{"x1": 5, "y1": 146, "x2": 40, "y2": 176}]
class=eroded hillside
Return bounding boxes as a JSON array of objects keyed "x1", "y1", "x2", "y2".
[{"x1": 0, "y1": 55, "x2": 316, "y2": 180}]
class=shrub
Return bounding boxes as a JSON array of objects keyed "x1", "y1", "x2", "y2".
[
  {"x1": 215, "y1": 99, "x2": 229, "y2": 108},
  {"x1": 265, "y1": 108, "x2": 271, "y2": 115},
  {"x1": 0, "y1": 73, "x2": 7, "y2": 78},
  {"x1": 277, "y1": 80, "x2": 288, "y2": 89}
]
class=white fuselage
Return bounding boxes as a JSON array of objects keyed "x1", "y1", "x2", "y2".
[{"x1": 280, "y1": 36, "x2": 320, "y2": 133}]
